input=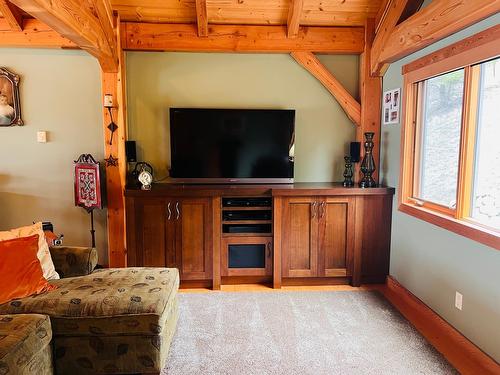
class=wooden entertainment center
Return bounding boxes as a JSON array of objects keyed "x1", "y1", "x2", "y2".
[{"x1": 125, "y1": 183, "x2": 394, "y2": 289}]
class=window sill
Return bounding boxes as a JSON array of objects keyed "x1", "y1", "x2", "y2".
[{"x1": 398, "y1": 203, "x2": 500, "y2": 251}]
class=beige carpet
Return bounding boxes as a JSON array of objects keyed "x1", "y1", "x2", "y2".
[{"x1": 163, "y1": 290, "x2": 457, "y2": 374}]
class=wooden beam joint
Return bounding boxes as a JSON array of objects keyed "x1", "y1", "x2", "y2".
[
  {"x1": 195, "y1": 0, "x2": 208, "y2": 37},
  {"x1": 287, "y1": 0, "x2": 303, "y2": 38},
  {"x1": 0, "y1": 0, "x2": 23, "y2": 31}
]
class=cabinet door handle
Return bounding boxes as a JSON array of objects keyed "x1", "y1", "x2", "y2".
[
  {"x1": 311, "y1": 201, "x2": 317, "y2": 219},
  {"x1": 167, "y1": 202, "x2": 172, "y2": 220},
  {"x1": 267, "y1": 242, "x2": 272, "y2": 258},
  {"x1": 175, "y1": 202, "x2": 180, "y2": 220},
  {"x1": 320, "y1": 201, "x2": 326, "y2": 219}
]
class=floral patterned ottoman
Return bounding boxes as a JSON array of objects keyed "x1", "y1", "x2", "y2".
[
  {"x1": 0, "y1": 267, "x2": 180, "y2": 374},
  {"x1": 0, "y1": 314, "x2": 53, "y2": 375}
]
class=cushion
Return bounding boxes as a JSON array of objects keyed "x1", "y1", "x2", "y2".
[
  {"x1": 0, "y1": 223, "x2": 59, "y2": 280},
  {"x1": 0, "y1": 314, "x2": 53, "y2": 375},
  {"x1": 0, "y1": 235, "x2": 58, "y2": 305},
  {"x1": 0, "y1": 267, "x2": 180, "y2": 336}
]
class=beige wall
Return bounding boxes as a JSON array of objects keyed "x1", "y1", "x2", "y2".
[
  {"x1": 126, "y1": 52, "x2": 359, "y2": 182},
  {"x1": 0, "y1": 49, "x2": 108, "y2": 263}
]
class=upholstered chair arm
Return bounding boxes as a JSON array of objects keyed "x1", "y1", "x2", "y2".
[{"x1": 49, "y1": 246, "x2": 98, "y2": 278}]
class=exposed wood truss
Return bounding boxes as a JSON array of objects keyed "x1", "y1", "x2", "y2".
[
  {"x1": 371, "y1": 0, "x2": 415, "y2": 76},
  {"x1": 287, "y1": 0, "x2": 303, "y2": 38},
  {"x1": 9, "y1": 0, "x2": 118, "y2": 72},
  {"x1": 111, "y1": 0, "x2": 382, "y2": 27},
  {"x1": 195, "y1": 0, "x2": 208, "y2": 37},
  {"x1": 0, "y1": 0, "x2": 23, "y2": 30},
  {"x1": 122, "y1": 22, "x2": 365, "y2": 53},
  {"x1": 374, "y1": 0, "x2": 500, "y2": 74},
  {"x1": 291, "y1": 51, "x2": 361, "y2": 126},
  {"x1": 0, "y1": 18, "x2": 75, "y2": 47}
]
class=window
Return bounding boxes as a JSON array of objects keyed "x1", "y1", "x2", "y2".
[{"x1": 400, "y1": 28, "x2": 500, "y2": 250}]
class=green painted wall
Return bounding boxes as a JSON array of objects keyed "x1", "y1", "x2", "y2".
[
  {"x1": 381, "y1": 14, "x2": 500, "y2": 361},
  {"x1": 0, "y1": 49, "x2": 108, "y2": 263},
  {"x1": 126, "y1": 52, "x2": 359, "y2": 182}
]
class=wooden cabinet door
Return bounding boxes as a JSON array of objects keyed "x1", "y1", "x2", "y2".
[
  {"x1": 175, "y1": 198, "x2": 212, "y2": 280},
  {"x1": 317, "y1": 197, "x2": 354, "y2": 278},
  {"x1": 131, "y1": 199, "x2": 170, "y2": 267},
  {"x1": 281, "y1": 197, "x2": 319, "y2": 278}
]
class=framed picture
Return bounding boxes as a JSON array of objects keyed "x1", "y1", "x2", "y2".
[
  {"x1": 382, "y1": 88, "x2": 400, "y2": 125},
  {"x1": 0, "y1": 67, "x2": 23, "y2": 126}
]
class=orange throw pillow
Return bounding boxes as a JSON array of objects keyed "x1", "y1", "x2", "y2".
[{"x1": 0, "y1": 234, "x2": 57, "y2": 305}]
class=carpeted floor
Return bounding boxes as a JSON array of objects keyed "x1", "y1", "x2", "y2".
[{"x1": 163, "y1": 290, "x2": 457, "y2": 374}]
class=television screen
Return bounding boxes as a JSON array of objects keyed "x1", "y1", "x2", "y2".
[{"x1": 169, "y1": 108, "x2": 295, "y2": 183}]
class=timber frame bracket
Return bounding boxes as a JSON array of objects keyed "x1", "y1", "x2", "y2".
[{"x1": 291, "y1": 51, "x2": 361, "y2": 127}]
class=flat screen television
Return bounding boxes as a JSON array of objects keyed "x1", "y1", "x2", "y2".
[{"x1": 169, "y1": 108, "x2": 295, "y2": 183}]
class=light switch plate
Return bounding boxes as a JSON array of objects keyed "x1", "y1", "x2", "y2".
[
  {"x1": 455, "y1": 291, "x2": 463, "y2": 310},
  {"x1": 37, "y1": 131, "x2": 47, "y2": 143}
]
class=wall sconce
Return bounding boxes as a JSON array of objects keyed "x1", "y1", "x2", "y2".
[{"x1": 104, "y1": 94, "x2": 118, "y2": 145}]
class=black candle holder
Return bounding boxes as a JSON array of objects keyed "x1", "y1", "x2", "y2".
[
  {"x1": 359, "y1": 132, "x2": 377, "y2": 188},
  {"x1": 343, "y1": 156, "x2": 354, "y2": 187}
]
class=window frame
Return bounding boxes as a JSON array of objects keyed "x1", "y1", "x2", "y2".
[{"x1": 399, "y1": 26, "x2": 500, "y2": 251}]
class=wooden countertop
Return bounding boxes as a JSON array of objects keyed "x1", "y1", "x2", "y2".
[{"x1": 125, "y1": 182, "x2": 395, "y2": 197}]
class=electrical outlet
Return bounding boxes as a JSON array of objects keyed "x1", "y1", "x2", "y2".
[{"x1": 455, "y1": 291, "x2": 463, "y2": 310}]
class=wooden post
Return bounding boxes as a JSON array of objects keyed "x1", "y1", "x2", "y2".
[
  {"x1": 358, "y1": 18, "x2": 382, "y2": 183},
  {"x1": 102, "y1": 15, "x2": 127, "y2": 267}
]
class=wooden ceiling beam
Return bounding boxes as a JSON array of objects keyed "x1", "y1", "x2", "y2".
[
  {"x1": 111, "y1": 0, "x2": 381, "y2": 27},
  {"x1": 379, "y1": 0, "x2": 500, "y2": 67},
  {"x1": 195, "y1": 0, "x2": 208, "y2": 37},
  {"x1": 291, "y1": 51, "x2": 361, "y2": 126},
  {"x1": 0, "y1": 0, "x2": 23, "y2": 31},
  {"x1": 371, "y1": 0, "x2": 413, "y2": 76},
  {"x1": 10, "y1": 0, "x2": 118, "y2": 72},
  {"x1": 122, "y1": 23, "x2": 365, "y2": 54},
  {"x1": 0, "y1": 18, "x2": 76, "y2": 47},
  {"x1": 287, "y1": 0, "x2": 303, "y2": 38}
]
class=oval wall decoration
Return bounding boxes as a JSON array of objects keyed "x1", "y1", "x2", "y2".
[{"x1": 0, "y1": 67, "x2": 23, "y2": 126}]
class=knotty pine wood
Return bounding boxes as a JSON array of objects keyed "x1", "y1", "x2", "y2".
[
  {"x1": 111, "y1": 0, "x2": 381, "y2": 27},
  {"x1": 383, "y1": 276, "x2": 500, "y2": 374},
  {"x1": 11, "y1": 0, "x2": 118, "y2": 72},
  {"x1": 0, "y1": 18, "x2": 76, "y2": 47},
  {"x1": 286, "y1": 0, "x2": 303, "y2": 38},
  {"x1": 291, "y1": 51, "x2": 361, "y2": 126},
  {"x1": 195, "y1": 0, "x2": 208, "y2": 37},
  {"x1": 379, "y1": 0, "x2": 500, "y2": 68},
  {"x1": 121, "y1": 22, "x2": 365, "y2": 54},
  {"x1": 102, "y1": 33, "x2": 127, "y2": 266},
  {"x1": 402, "y1": 24, "x2": 500, "y2": 75},
  {"x1": 0, "y1": 0, "x2": 23, "y2": 30},
  {"x1": 370, "y1": 0, "x2": 413, "y2": 76}
]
